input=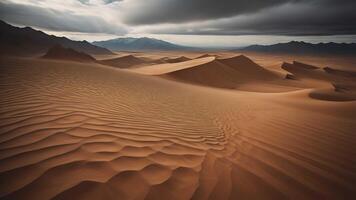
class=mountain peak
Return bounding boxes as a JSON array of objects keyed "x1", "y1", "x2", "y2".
[{"x1": 0, "y1": 20, "x2": 113, "y2": 56}]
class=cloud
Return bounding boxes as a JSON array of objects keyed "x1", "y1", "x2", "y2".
[
  {"x1": 120, "y1": 0, "x2": 293, "y2": 25},
  {"x1": 78, "y1": 0, "x2": 122, "y2": 5},
  {"x1": 129, "y1": 0, "x2": 356, "y2": 36},
  {"x1": 0, "y1": 0, "x2": 355, "y2": 37},
  {"x1": 0, "y1": 0, "x2": 127, "y2": 35}
]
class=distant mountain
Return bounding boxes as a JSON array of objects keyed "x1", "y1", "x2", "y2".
[
  {"x1": 0, "y1": 20, "x2": 113, "y2": 56},
  {"x1": 93, "y1": 37, "x2": 193, "y2": 51},
  {"x1": 242, "y1": 41, "x2": 356, "y2": 55},
  {"x1": 42, "y1": 45, "x2": 96, "y2": 63}
]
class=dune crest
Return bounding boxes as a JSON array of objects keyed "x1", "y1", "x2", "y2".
[
  {"x1": 98, "y1": 55, "x2": 147, "y2": 68},
  {"x1": 279, "y1": 61, "x2": 356, "y2": 101},
  {"x1": 131, "y1": 56, "x2": 216, "y2": 75},
  {"x1": 281, "y1": 62, "x2": 324, "y2": 80},
  {"x1": 195, "y1": 54, "x2": 218, "y2": 59},
  {"x1": 216, "y1": 55, "x2": 278, "y2": 80},
  {"x1": 159, "y1": 55, "x2": 279, "y2": 89},
  {"x1": 164, "y1": 56, "x2": 191, "y2": 63}
]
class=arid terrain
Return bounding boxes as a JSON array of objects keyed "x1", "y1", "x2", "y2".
[{"x1": 0, "y1": 50, "x2": 355, "y2": 200}]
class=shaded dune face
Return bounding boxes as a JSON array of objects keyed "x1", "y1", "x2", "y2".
[
  {"x1": 195, "y1": 54, "x2": 218, "y2": 59},
  {"x1": 281, "y1": 62, "x2": 326, "y2": 81},
  {"x1": 281, "y1": 61, "x2": 356, "y2": 83},
  {"x1": 217, "y1": 55, "x2": 276, "y2": 77},
  {"x1": 165, "y1": 60, "x2": 242, "y2": 89},
  {"x1": 164, "y1": 55, "x2": 279, "y2": 89},
  {"x1": 164, "y1": 56, "x2": 191, "y2": 63},
  {"x1": 324, "y1": 67, "x2": 356, "y2": 79},
  {"x1": 98, "y1": 55, "x2": 146, "y2": 68},
  {"x1": 0, "y1": 57, "x2": 355, "y2": 200},
  {"x1": 281, "y1": 61, "x2": 356, "y2": 101}
]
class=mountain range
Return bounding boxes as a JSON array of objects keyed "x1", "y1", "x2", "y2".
[
  {"x1": 93, "y1": 37, "x2": 193, "y2": 51},
  {"x1": 2, "y1": 20, "x2": 355, "y2": 56},
  {"x1": 0, "y1": 20, "x2": 112, "y2": 56},
  {"x1": 242, "y1": 41, "x2": 356, "y2": 55}
]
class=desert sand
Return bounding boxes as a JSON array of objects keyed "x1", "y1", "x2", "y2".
[{"x1": 0, "y1": 52, "x2": 356, "y2": 200}]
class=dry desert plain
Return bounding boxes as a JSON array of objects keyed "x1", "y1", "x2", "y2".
[{"x1": 0, "y1": 51, "x2": 356, "y2": 199}]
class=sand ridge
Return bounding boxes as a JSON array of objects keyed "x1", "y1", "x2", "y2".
[
  {"x1": 131, "y1": 56, "x2": 216, "y2": 75},
  {"x1": 98, "y1": 55, "x2": 148, "y2": 68},
  {"x1": 164, "y1": 56, "x2": 191, "y2": 63},
  {"x1": 132, "y1": 55, "x2": 300, "y2": 91}
]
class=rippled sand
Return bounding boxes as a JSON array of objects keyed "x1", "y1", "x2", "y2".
[{"x1": 0, "y1": 56, "x2": 355, "y2": 200}]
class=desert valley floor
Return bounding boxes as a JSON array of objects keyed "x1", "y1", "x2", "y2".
[{"x1": 0, "y1": 51, "x2": 355, "y2": 199}]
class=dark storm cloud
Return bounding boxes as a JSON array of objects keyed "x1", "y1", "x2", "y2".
[
  {"x1": 0, "y1": 1, "x2": 126, "y2": 35},
  {"x1": 127, "y1": 0, "x2": 356, "y2": 36},
  {"x1": 1, "y1": 0, "x2": 355, "y2": 36},
  {"x1": 122, "y1": 0, "x2": 296, "y2": 25},
  {"x1": 78, "y1": 0, "x2": 122, "y2": 5},
  {"x1": 103, "y1": 0, "x2": 122, "y2": 3}
]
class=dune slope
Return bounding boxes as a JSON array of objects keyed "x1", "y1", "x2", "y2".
[
  {"x1": 134, "y1": 55, "x2": 280, "y2": 90},
  {"x1": 0, "y1": 57, "x2": 355, "y2": 200},
  {"x1": 217, "y1": 55, "x2": 278, "y2": 80},
  {"x1": 280, "y1": 61, "x2": 356, "y2": 101},
  {"x1": 98, "y1": 55, "x2": 147, "y2": 68},
  {"x1": 164, "y1": 56, "x2": 191, "y2": 63},
  {"x1": 163, "y1": 55, "x2": 281, "y2": 90}
]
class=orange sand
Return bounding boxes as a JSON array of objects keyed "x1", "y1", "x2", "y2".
[{"x1": 0, "y1": 53, "x2": 355, "y2": 200}]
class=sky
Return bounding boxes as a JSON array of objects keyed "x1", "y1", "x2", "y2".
[{"x1": 1, "y1": 0, "x2": 356, "y2": 47}]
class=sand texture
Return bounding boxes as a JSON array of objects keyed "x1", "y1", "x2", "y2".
[{"x1": 0, "y1": 54, "x2": 355, "y2": 200}]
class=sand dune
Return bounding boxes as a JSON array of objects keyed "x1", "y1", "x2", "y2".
[
  {"x1": 324, "y1": 67, "x2": 356, "y2": 79},
  {"x1": 195, "y1": 54, "x2": 218, "y2": 59},
  {"x1": 0, "y1": 55, "x2": 355, "y2": 200},
  {"x1": 131, "y1": 57, "x2": 215, "y2": 75},
  {"x1": 281, "y1": 61, "x2": 327, "y2": 81},
  {"x1": 164, "y1": 56, "x2": 191, "y2": 63},
  {"x1": 279, "y1": 61, "x2": 356, "y2": 101},
  {"x1": 216, "y1": 55, "x2": 278, "y2": 81},
  {"x1": 98, "y1": 55, "x2": 147, "y2": 68},
  {"x1": 133, "y1": 55, "x2": 281, "y2": 90},
  {"x1": 280, "y1": 61, "x2": 355, "y2": 83},
  {"x1": 164, "y1": 58, "x2": 244, "y2": 89},
  {"x1": 309, "y1": 88, "x2": 356, "y2": 101}
]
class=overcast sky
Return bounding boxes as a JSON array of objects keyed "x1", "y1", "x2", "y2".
[{"x1": 1, "y1": 0, "x2": 356, "y2": 47}]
